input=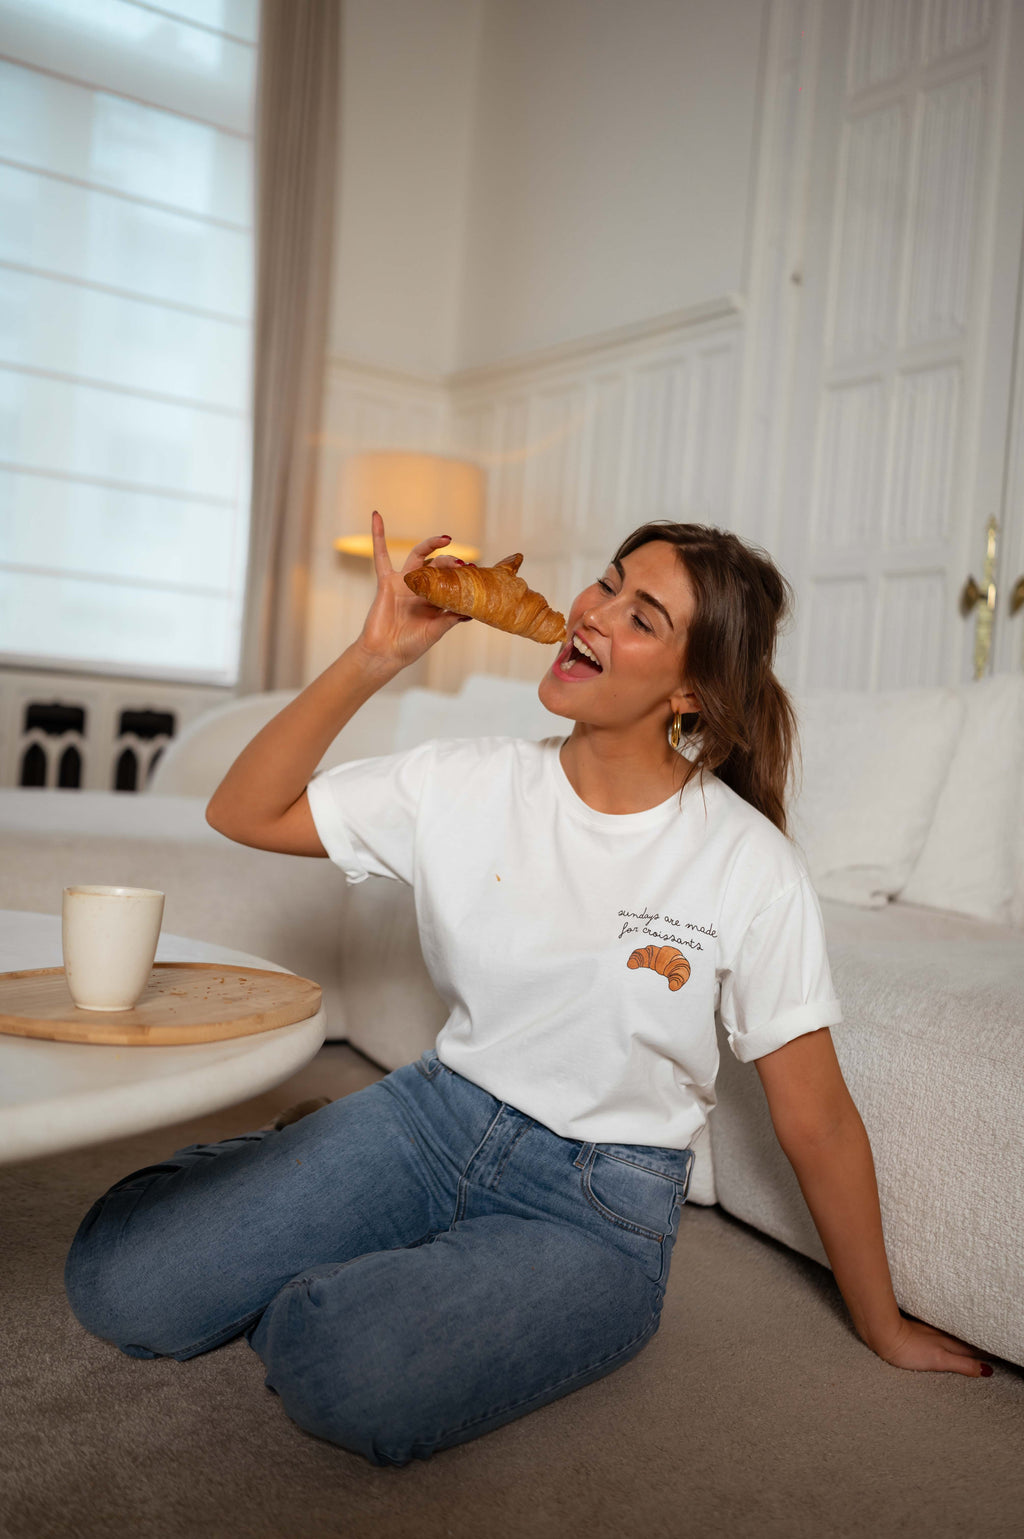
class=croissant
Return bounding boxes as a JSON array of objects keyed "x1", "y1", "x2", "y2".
[
  {"x1": 404, "y1": 554, "x2": 566, "y2": 644},
  {"x1": 627, "y1": 945, "x2": 691, "y2": 992}
]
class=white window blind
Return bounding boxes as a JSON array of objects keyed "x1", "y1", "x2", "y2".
[{"x1": 0, "y1": 0, "x2": 258, "y2": 684}]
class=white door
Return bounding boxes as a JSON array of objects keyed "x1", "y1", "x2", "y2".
[{"x1": 774, "y1": 0, "x2": 1024, "y2": 688}]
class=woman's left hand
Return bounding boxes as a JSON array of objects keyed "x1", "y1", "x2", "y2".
[{"x1": 871, "y1": 1316, "x2": 993, "y2": 1375}]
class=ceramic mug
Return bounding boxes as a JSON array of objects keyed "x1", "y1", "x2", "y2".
[{"x1": 62, "y1": 885, "x2": 165, "y2": 1011}]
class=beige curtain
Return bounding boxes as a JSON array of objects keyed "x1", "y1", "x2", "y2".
[{"x1": 240, "y1": 0, "x2": 341, "y2": 692}]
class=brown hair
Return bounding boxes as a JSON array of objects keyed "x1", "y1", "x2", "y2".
[{"x1": 612, "y1": 520, "x2": 801, "y2": 838}]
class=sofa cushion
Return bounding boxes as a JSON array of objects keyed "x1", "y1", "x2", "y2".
[
  {"x1": 0, "y1": 787, "x2": 220, "y2": 844},
  {"x1": 144, "y1": 692, "x2": 403, "y2": 799},
  {"x1": 900, "y1": 673, "x2": 1024, "y2": 926},
  {"x1": 709, "y1": 897, "x2": 1024, "y2": 1366},
  {"x1": 1015, "y1": 795, "x2": 1024, "y2": 931},
  {"x1": 788, "y1": 686, "x2": 966, "y2": 908}
]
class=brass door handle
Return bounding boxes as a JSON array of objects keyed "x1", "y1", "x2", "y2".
[
  {"x1": 962, "y1": 516, "x2": 999, "y2": 679},
  {"x1": 1011, "y1": 576, "x2": 1024, "y2": 616},
  {"x1": 959, "y1": 574, "x2": 987, "y2": 616}
]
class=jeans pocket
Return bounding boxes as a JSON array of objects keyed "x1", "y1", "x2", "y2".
[{"x1": 581, "y1": 1149, "x2": 681, "y2": 1243}]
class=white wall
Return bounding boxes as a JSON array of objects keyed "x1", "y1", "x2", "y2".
[
  {"x1": 310, "y1": 0, "x2": 771, "y2": 688},
  {"x1": 455, "y1": 0, "x2": 767, "y2": 370},
  {"x1": 328, "y1": 0, "x2": 767, "y2": 382},
  {"x1": 328, "y1": 0, "x2": 482, "y2": 378}
]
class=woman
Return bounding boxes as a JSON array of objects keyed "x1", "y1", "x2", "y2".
[{"x1": 65, "y1": 512, "x2": 992, "y2": 1468}]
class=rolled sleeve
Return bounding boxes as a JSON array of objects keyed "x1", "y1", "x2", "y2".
[
  {"x1": 306, "y1": 770, "x2": 371, "y2": 883},
  {"x1": 305, "y1": 743, "x2": 435, "y2": 886},
  {"x1": 718, "y1": 876, "x2": 843, "y2": 1063}
]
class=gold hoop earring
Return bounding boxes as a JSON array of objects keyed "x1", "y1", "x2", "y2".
[{"x1": 668, "y1": 712, "x2": 683, "y2": 751}]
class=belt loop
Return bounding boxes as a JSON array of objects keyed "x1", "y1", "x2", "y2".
[
  {"x1": 573, "y1": 1140, "x2": 595, "y2": 1171},
  {"x1": 680, "y1": 1148, "x2": 695, "y2": 1201}
]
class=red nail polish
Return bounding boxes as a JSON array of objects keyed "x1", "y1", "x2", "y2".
[
  {"x1": 980, "y1": 1363, "x2": 994, "y2": 1376},
  {"x1": 455, "y1": 558, "x2": 465, "y2": 565}
]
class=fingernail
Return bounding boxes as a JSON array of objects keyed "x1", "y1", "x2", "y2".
[
  {"x1": 455, "y1": 558, "x2": 465, "y2": 565},
  {"x1": 980, "y1": 1363, "x2": 994, "y2": 1376}
]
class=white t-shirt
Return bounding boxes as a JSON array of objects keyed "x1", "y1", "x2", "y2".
[{"x1": 306, "y1": 735, "x2": 843, "y2": 1150}]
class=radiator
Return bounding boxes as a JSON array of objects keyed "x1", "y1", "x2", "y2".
[{"x1": 0, "y1": 670, "x2": 230, "y2": 793}]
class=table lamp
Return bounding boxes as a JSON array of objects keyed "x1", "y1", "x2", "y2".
[{"x1": 334, "y1": 450, "x2": 484, "y2": 563}]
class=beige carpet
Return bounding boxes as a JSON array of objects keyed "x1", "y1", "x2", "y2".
[{"x1": 1, "y1": 1045, "x2": 1021, "y2": 1539}]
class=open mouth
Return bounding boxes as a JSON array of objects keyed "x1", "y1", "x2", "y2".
[{"x1": 554, "y1": 632, "x2": 604, "y2": 680}]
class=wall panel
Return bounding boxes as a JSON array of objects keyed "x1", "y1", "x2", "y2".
[
  {"x1": 815, "y1": 380, "x2": 887, "y2": 548},
  {"x1": 805, "y1": 578, "x2": 870, "y2": 688},
  {"x1": 923, "y1": 0, "x2": 992, "y2": 61},
  {"x1": 877, "y1": 569, "x2": 948, "y2": 685},
  {"x1": 848, "y1": 0, "x2": 919, "y2": 93},
  {"x1": 887, "y1": 366, "x2": 960, "y2": 542},
  {"x1": 830, "y1": 105, "x2": 907, "y2": 366},
  {"x1": 438, "y1": 306, "x2": 744, "y2": 692},
  {"x1": 907, "y1": 72, "x2": 984, "y2": 345}
]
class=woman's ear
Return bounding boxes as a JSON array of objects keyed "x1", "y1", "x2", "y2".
[{"x1": 670, "y1": 686, "x2": 700, "y2": 717}]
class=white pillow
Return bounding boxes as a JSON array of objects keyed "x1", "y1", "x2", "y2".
[
  {"x1": 458, "y1": 673, "x2": 568, "y2": 739},
  {"x1": 899, "y1": 673, "x2": 1024, "y2": 926},
  {"x1": 1014, "y1": 786, "x2": 1024, "y2": 931},
  {"x1": 393, "y1": 676, "x2": 566, "y2": 753},
  {"x1": 788, "y1": 686, "x2": 966, "y2": 909},
  {"x1": 393, "y1": 688, "x2": 481, "y2": 752}
]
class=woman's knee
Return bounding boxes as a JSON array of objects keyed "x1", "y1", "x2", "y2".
[
  {"x1": 248, "y1": 1220, "x2": 665, "y2": 1467},
  {"x1": 249, "y1": 1268, "x2": 438, "y2": 1467},
  {"x1": 64, "y1": 1165, "x2": 210, "y2": 1357},
  {"x1": 64, "y1": 1187, "x2": 155, "y2": 1351}
]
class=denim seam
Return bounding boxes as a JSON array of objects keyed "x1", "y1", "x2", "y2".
[
  {"x1": 377, "y1": 1070, "x2": 447, "y2": 1149},
  {"x1": 387, "y1": 1299, "x2": 664, "y2": 1462},
  {"x1": 597, "y1": 1149, "x2": 693, "y2": 1187},
  {"x1": 580, "y1": 1155, "x2": 665, "y2": 1243},
  {"x1": 374, "y1": 1076, "x2": 461, "y2": 1233},
  {"x1": 452, "y1": 1104, "x2": 506, "y2": 1227},
  {"x1": 175, "y1": 1305, "x2": 267, "y2": 1358},
  {"x1": 486, "y1": 1119, "x2": 534, "y2": 1191},
  {"x1": 276, "y1": 1230, "x2": 441, "y2": 1295}
]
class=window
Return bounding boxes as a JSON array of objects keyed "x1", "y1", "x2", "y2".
[{"x1": 0, "y1": 0, "x2": 258, "y2": 683}]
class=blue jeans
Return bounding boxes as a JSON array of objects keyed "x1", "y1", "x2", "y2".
[{"x1": 65, "y1": 1051, "x2": 695, "y2": 1467}]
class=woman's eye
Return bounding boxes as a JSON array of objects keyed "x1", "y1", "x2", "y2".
[{"x1": 596, "y1": 578, "x2": 652, "y2": 632}]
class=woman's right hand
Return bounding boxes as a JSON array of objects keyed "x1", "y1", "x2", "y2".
[{"x1": 355, "y1": 510, "x2": 472, "y2": 672}]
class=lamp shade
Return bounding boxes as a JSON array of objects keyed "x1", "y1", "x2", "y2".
[{"x1": 334, "y1": 450, "x2": 484, "y2": 562}]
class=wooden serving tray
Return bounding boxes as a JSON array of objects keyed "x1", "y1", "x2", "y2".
[{"x1": 0, "y1": 963, "x2": 323, "y2": 1046}]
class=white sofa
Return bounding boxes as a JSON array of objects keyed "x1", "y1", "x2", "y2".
[{"x1": 2, "y1": 671, "x2": 1022, "y2": 1370}]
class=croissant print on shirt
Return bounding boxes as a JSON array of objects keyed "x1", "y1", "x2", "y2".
[{"x1": 627, "y1": 945, "x2": 691, "y2": 992}]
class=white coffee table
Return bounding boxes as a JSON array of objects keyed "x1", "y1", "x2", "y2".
[{"x1": 0, "y1": 910, "x2": 327, "y2": 1166}]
